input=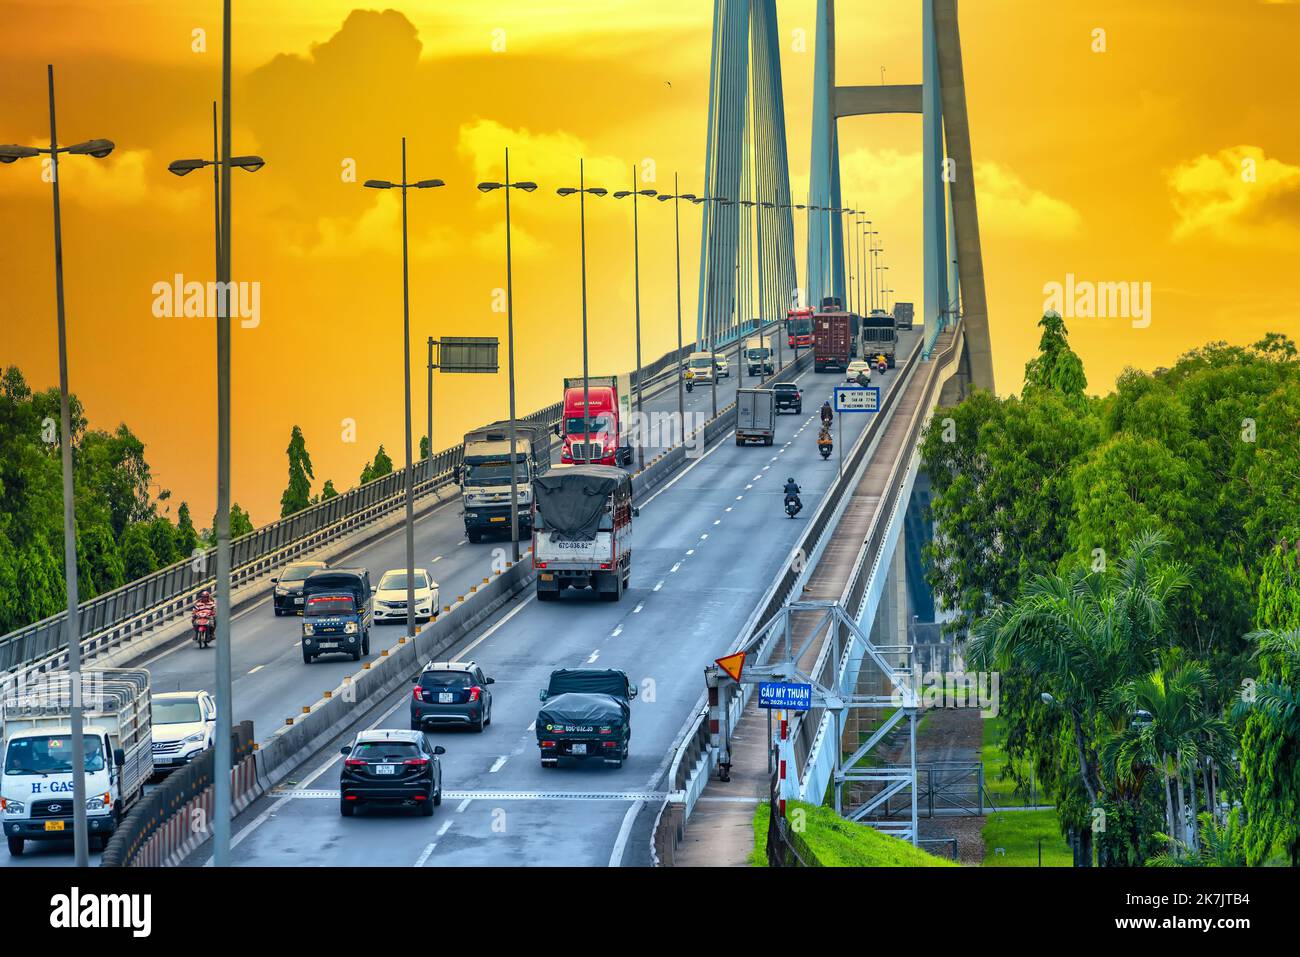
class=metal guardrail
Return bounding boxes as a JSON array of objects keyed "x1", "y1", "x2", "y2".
[{"x1": 0, "y1": 320, "x2": 783, "y2": 684}]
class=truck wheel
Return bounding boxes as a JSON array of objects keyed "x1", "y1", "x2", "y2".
[
  {"x1": 302, "y1": 647, "x2": 313, "y2": 664},
  {"x1": 765, "y1": 436, "x2": 773, "y2": 446},
  {"x1": 7, "y1": 836, "x2": 24, "y2": 856},
  {"x1": 351, "y1": 647, "x2": 362, "y2": 662},
  {"x1": 362, "y1": 631, "x2": 371, "y2": 655},
  {"x1": 736, "y1": 435, "x2": 743, "y2": 446},
  {"x1": 466, "y1": 530, "x2": 482, "y2": 544}
]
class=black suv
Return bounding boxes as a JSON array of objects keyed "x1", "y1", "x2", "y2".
[
  {"x1": 301, "y1": 568, "x2": 372, "y2": 663},
  {"x1": 339, "y1": 729, "x2": 444, "y2": 817},
  {"x1": 271, "y1": 560, "x2": 327, "y2": 615},
  {"x1": 773, "y1": 382, "x2": 802, "y2": 414},
  {"x1": 412, "y1": 661, "x2": 495, "y2": 732}
]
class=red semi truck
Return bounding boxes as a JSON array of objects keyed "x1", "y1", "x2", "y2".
[
  {"x1": 559, "y1": 374, "x2": 633, "y2": 467},
  {"x1": 813, "y1": 312, "x2": 852, "y2": 372}
]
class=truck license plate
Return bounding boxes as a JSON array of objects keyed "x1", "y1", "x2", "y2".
[
  {"x1": 540, "y1": 573, "x2": 554, "y2": 581},
  {"x1": 374, "y1": 764, "x2": 396, "y2": 775},
  {"x1": 45, "y1": 821, "x2": 65, "y2": 832},
  {"x1": 490, "y1": 516, "x2": 506, "y2": 523},
  {"x1": 320, "y1": 641, "x2": 338, "y2": 649},
  {"x1": 570, "y1": 743, "x2": 587, "y2": 756}
]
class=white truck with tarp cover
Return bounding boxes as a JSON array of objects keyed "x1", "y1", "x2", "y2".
[
  {"x1": 1, "y1": 668, "x2": 153, "y2": 855},
  {"x1": 460, "y1": 419, "x2": 550, "y2": 542},
  {"x1": 532, "y1": 464, "x2": 635, "y2": 602},
  {"x1": 736, "y1": 388, "x2": 776, "y2": 446}
]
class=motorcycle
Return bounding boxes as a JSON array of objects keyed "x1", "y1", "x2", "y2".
[
  {"x1": 875, "y1": 357, "x2": 888, "y2": 374},
  {"x1": 784, "y1": 494, "x2": 802, "y2": 519},
  {"x1": 192, "y1": 606, "x2": 215, "y2": 649},
  {"x1": 818, "y1": 434, "x2": 833, "y2": 460},
  {"x1": 685, "y1": 370, "x2": 694, "y2": 394}
]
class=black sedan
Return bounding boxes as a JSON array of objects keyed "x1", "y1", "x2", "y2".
[
  {"x1": 272, "y1": 560, "x2": 327, "y2": 615},
  {"x1": 339, "y1": 729, "x2": 444, "y2": 817}
]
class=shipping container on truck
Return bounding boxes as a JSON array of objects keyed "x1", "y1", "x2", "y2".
[
  {"x1": 813, "y1": 312, "x2": 852, "y2": 372},
  {"x1": 2, "y1": 669, "x2": 153, "y2": 856},
  {"x1": 893, "y1": 301, "x2": 914, "y2": 330},
  {"x1": 735, "y1": 388, "x2": 776, "y2": 446},
  {"x1": 532, "y1": 464, "x2": 635, "y2": 602},
  {"x1": 862, "y1": 309, "x2": 898, "y2": 367},
  {"x1": 459, "y1": 420, "x2": 550, "y2": 542},
  {"x1": 560, "y1": 374, "x2": 633, "y2": 467}
]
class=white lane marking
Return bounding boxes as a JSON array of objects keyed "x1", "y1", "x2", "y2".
[
  {"x1": 769, "y1": 456, "x2": 778, "y2": 461},
  {"x1": 639, "y1": 425, "x2": 733, "y2": 507},
  {"x1": 451, "y1": 594, "x2": 534, "y2": 663},
  {"x1": 611, "y1": 625, "x2": 624, "y2": 637},
  {"x1": 587, "y1": 649, "x2": 601, "y2": 663},
  {"x1": 752, "y1": 475, "x2": 761, "y2": 481},
  {"x1": 725, "y1": 507, "x2": 732, "y2": 513},
  {"x1": 713, "y1": 519, "x2": 721, "y2": 525},
  {"x1": 686, "y1": 549, "x2": 694, "y2": 556},
  {"x1": 632, "y1": 603, "x2": 643, "y2": 614},
  {"x1": 437, "y1": 820, "x2": 453, "y2": 837},
  {"x1": 670, "y1": 562, "x2": 681, "y2": 573},
  {"x1": 248, "y1": 665, "x2": 264, "y2": 675},
  {"x1": 414, "y1": 843, "x2": 436, "y2": 867},
  {"x1": 762, "y1": 466, "x2": 770, "y2": 471},
  {"x1": 608, "y1": 800, "x2": 644, "y2": 868},
  {"x1": 456, "y1": 798, "x2": 472, "y2": 813},
  {"x1": 431, "y1": 556, "x2": 443, "y2": 563},
  {"x1": 736, "y1": 495, "x2": 744, "y2": 500},
  {"x1": 457, "y1": 539, "x2": 468, "y2": 546},
  {"x1": 700, "y1": 533, "x2": 709, "y2": 540},
  {"x1": 745, "y1": 485, "x2": 752, "y2": 490},
  {"x1": 527, "y1": 720, "x2": 536, "y2": 731},
  {"x1": 489, "y1": 756, "x2": 508, "y2": 773},
  {"x1": 653, "y1": 581, "x2": 664, "y2": 592}
]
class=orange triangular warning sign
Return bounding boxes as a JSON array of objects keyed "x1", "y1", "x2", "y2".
[{"x1": 715, "y1": 651, "x2": 746, "y2": 683}]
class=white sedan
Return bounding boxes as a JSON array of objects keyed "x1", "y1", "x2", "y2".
[
  {"x1": 374, "y1": 568, "x2": 439, "y2": 624},
  {"x1": 845, "y1": 360, "x2": 873, "y2": 384}
]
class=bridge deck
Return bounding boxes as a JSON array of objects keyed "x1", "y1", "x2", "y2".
[{"x1": 672, "y1": 329, "x2": 950, "y2": 866}]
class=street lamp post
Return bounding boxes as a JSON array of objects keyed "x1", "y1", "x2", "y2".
[
  {"x1": 557, "y1": 162, "x2": 608, "y2": 465},
  {"x1": 655, "y1": 178, "x2": 696, "y2": 432},
  {"x1": 693, "y1": 194, "x2": 733, "y2": 420},
  {"x1": 477, "y1": 149, "x2": 537, "y2": 561},
  {"x1": 1, "y1": 65, "x2": 115, "y2": 869},
  {"x1": 613, "y1": 170, "x2": 657, "y2": 472},
  {"x1": 363, "y1": 140, "x2": 445, "y2": 642}
]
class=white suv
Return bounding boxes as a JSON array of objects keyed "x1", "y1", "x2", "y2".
[
  {"x1": 374, "y1": 568, "x2": 439, "y2": 624},
  {"x1": 151, "y1": 691, "x2": 217, "y2": 773}
]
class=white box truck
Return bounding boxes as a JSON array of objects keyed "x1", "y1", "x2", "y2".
[
  {"x1": 736, "y1": 388, "x2": 776, "y2": 446},
  {"x1": 744, "y1": 336, "x2": 774, "y2": 376},
  {"x1": 1, "y1": 668, "x2": 153, "y2": 855}
]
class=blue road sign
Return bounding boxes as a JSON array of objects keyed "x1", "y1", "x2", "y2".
[
  {"x1": 758, "y1": 682, "x2": 813, "y2": 711},
  {"x1": 834, "y1": 385, "x2": 880, "y2": 412}
]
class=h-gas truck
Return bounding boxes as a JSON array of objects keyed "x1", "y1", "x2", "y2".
[
  {"x1": 1, "y1": 669, "x2": 153, "y2": 855},
  {"x1": 460, "y1": 420, "x2": 551, "y2": 543}
]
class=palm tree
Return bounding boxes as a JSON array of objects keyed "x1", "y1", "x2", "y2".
[{"x1": 969, "y1": 531, "x2": 1189, "y2": 863}]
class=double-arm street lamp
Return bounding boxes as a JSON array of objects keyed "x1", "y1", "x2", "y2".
[
  {"x1": 477, "y1": 149, "x2": 537, "y2": 562},
  {"x1": 557, "y1": 163, "x2": 608, "y2": 464},
  {"x1": 694, "y1": 194, "x2": 733, "y2": 420},
  {"x1": 655, "y1": 177, "x2": 696, "y2": 430},
  {"x1": 1, "y1": 64, "x2": 115, "y2": 870},
  {"x1": 613, "y1": 172, "x2": 657, "y2": 471},
  {"x1": 363, "y1": 139, "x2": 445, "y2": 639}
]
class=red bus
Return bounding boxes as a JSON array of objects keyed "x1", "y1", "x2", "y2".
[{"x1": 786, "y1": 307, "x2": 814, "y2": 348}]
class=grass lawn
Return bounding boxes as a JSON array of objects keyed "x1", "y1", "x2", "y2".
[
  {"x1": 981, "y1": 809, "x2": 1072, "y2": 866},
  {"x1": 981, "y1": 715, "x2": 1046, "y2": 808},
  {"x1": 750, "y1": 800, "x2": 960, "y2": 867}
]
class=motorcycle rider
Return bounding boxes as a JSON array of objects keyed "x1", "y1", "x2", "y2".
[
  {"x1": 783, "y1": 476, "x2": 803, "y2": 515},
  {"x1": 192, "y1": 588, "x2": 216, "y2": 630},
  {"x1": 875, "y1": 353, "x2": 888, "y2": 373},
  {"x1": 820, "y1": 400, "x2": 833, "y2": 427}
]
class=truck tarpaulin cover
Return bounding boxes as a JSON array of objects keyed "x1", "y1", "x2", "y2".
[
  {"x1": 533, "y1": 465, "x2": 629, "y2": 542},
  {"x1": 538, "y1": 693, "x2": 628, "y2": 729},
  {"x1": 546, "y1": 668, "x2": 632, "y2": 697}
]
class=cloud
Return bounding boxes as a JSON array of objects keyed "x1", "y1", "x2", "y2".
[
  {"x1": 1166, "y1": 145, "x2": 1300, "y2": 244},
  {"x1": 973, "y1": 161, "x2": 1083, "y2": 240},
  {"x1": 0, "y1": 148, "x2": 169, "y2": 210}
]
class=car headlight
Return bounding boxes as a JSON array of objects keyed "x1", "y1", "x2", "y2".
[
  {"x1": 184, "y1": 731, "x2": 207, "y2": 744},
  {"x1": 86, "y1": 794, "x2": 108, "y2": 811},
  {"x1": 344, "y1": 622, "x2": 358, "y2": 634},
  {"x1": 2, "y1": 799, "x2": 25, "y2": 815},
  {"x1": 303, "y1": 623, "x2": 315, "y2": 636}
]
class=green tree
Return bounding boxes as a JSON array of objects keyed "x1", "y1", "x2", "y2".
[
  {"x1": 279, "y1": 425, "x2": 314, "y2": 517},
  {"x1": 360, "y1": 444, "x2": 394, "y2": 484},
  {"x1": 77, "y1": 520, "x2": 124, "y2": 597},
  {"x1": 119, "y1": 523, "x2": 158, "y2": 580},
  {"x1": 174, "y1": 501, "x2": 199, "y2": 558},
  {"x1": 320, "y1": 479, "x2": 339, "y2": 500},
  {"x1": 146, "y1": 516, "x2": 179, "y2": 567},
  {"x1": 230, "y1": 503, "x2": 254, "y2": 538},
  {"x1": 1238, "y1": 537, "x2": 1300, "y2": 866},
  {"x1": 419, "y1": 435, "x2": 430, "y2": 459},
  {"x1": 1022, "y1": 311, "x2": 1087, "y2": 400}
]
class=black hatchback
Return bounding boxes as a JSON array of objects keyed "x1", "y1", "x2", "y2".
[
  {"x1": 773, "y1": 382, "x2": 802, "y2": 414},
  {"x1": 339, "y1": 729, "x2": 444, "y2": 817}
]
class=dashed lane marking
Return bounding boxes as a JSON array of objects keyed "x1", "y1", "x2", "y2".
[
  {"x1": 414, "y1": 843, "x2": 436, "y2": 867},
  {"x1": 489, "y1": 756, "x2": 508, "y2": 773}
]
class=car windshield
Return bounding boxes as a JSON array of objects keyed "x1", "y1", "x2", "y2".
[
  {"x1": 281, "y1": 564, "x2": 319, "y2": 582},
  {"x1": 352, "y1": 741, "x2": 421, "y2": 761},
  {"x1": 464, "y1": 461, "x2": 529, "y2": 487},
  {"x1": 419, "y1": 671, "x2": 472, "y2": 689},
  {"x1": 564, "y1": 415, "x2": 612, "y2": 434},
  {"x1": 152, "y1": 699, "x2": 203, "y2": 724},
  {"x1": 4, "y1": 735, "x2": 105, "y2": 775},
  {"x1": 689, "y1": 357, "x2": 712, "y2": 369},
  {"x1": 305, "y1": 594, "x2": 355, "y2": 616},
  {"x1": 379, "y1": 572, "x2": 427, "y2": 591}
]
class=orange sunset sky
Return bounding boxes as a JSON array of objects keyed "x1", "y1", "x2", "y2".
[{"x1": 3, "y1": 0, "x2": 1299, "y2": 525}]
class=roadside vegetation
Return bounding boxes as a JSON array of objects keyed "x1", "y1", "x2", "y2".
[
  {"x1": 751, "y1": 801, "x2": 959, "y2": 867},
  {"x1": 920, "y1": 317, "x2": 1300, "y2": 866},
  {"x1": 982, "y1": 810, "x2": 1072, "y2": 867}
]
